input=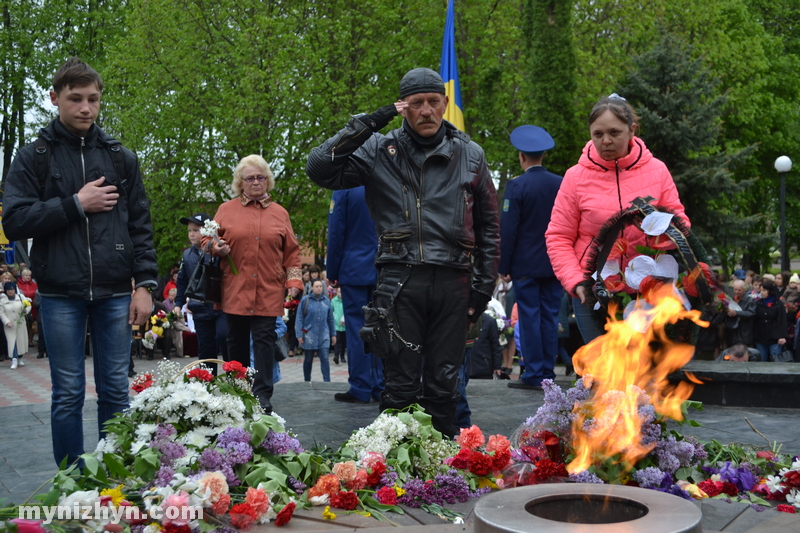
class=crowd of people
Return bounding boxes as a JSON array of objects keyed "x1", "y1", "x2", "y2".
[
  {"x1": 3, "y1": 57, "x2": 798, "y2": 467},
  {"x1": 696, "y1": 270, "x2": 800, "y2": 363}
]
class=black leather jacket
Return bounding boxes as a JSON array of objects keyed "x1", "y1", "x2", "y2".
[
  {"x1": 2, "y1": 118, "x2": 158, "y2": 299},
  {"x1": 307, "y1": 117, "x2": 499, "y2": 297}
]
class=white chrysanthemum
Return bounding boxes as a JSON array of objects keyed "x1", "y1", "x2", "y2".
[
  {"x1": 185, "y1": 404, "x2": 205, "y2": 422},
  {"x1": 135, "y1": 423, "x2": 158, "y2": 440},
  {"x1": 181, "y1": 429, "x2": 210, "y2": 448},
  {"x1": 786, "y1": 488, "x2": 800, "y2": 507},
  {"x1": 130, "y1": 440, "x2": 148, "y2": 454},
  {"x1": 94, "y1": 435, "x2": 118, "y2": 454}
]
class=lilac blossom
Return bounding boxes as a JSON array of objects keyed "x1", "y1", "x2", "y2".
[
  {"x1": 433, "y1": 470, "x2": 471, "y2": 504},
  {"x1": 198, "y1": 448, "x2": 225, "y2": 471},
  {"x1": 380, "y1": 467, "x2": 399, "y2": 487},
  {"x1": 633, "y1": 467, "x2": 667, "y2": 488},
  {"x1": 683, "y1": 435, "x2": 708, "y2": 462},
  {"x1": 568, "y1": 470, "x2": 604, "y2": 484},
  {"x1": 287, "y1": 476, "x2": 307, "y2": 495},
  {"x1": 261, "y1": 429, "x2": 304, "y2": 455},
  {"x1": 155, "y1": 466, "x2": 175, "y2": 487},
  {"x1": 156, "y1": 423, "x2": 176, "y2": 440},
  {"x1": 224, "y1": 441, "x2": 253, "y2": 465},
  {"x1": 398, "y1": 477, "x2": 437, "y2": 507},
  {"x1": 218, "y1": 427, "x2": 251, "y2": 448},
  {"x1": 655, "y1": 436, "x2": 695, "y2": 473},
  {"x1": 148, "y1": 437, "x2": 187, "y2": 468}
]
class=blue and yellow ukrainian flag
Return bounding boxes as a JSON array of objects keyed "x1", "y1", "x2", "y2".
[{"x1": 440, "y1": 0, "x2": 465, "y2": 132}]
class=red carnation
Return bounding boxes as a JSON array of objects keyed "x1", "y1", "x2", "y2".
[
  {"x1": 222, "y1": 360, "x2": 247, "y2": 379},
  {"x1": 274, "y1": 502, "x2": 296, "y2": 527},
  {"x1": 783, "y1": 470, "x2": 800, "y2": 489},
  {"x1": 229, "y1": 503, "x2": 258, "y2": 530},
  {"x1": 531, "y1": 459, "x2": 568, "y2": 482},
  {"x1": 492, "y1": 449, "x2": 512, "y2": 471},
  {"x1": 376, "y1": 486, "x2": 397, "y2": 505},
  {"x1": 162, "y1": 525, "x2": 191, "y2": 533},
  {"x1": 366, "y1": 461, "x2": 386, "y2": 486},
  {"x1": 469, "y1": 451, "x2": 494, "y2": 477},
  {"x1": 330, "y1": 490, "x2": 360, "y2": 511},
  {"x1": 697, "y1": 480, "x2": 723, "y2": 497},
  {"x1": 187, "y1": 368, "x2": 213, "y2": 382},
  {"x1": 721, "y1": 481, "x2": 739, "y2": 496},
  {"x1": 682, "y1": 263, "x2": 715, "y2": 297},
  {"x1": 777, "y1": 504, "x2": 797, "y2": 514},
  {"x1": 450, "y1": 449, "x2": 472, "y2": 470}
]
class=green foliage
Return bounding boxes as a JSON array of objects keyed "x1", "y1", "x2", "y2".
[
  {"x1": 620, "y1": 33, "x2": 759, "y2": 269},
  {"x1": 522, "y1": 0, "x2": 582, "y2": 175},
  {"x1": 3, "y1": 0, "x2": 799, "y2": 274}
]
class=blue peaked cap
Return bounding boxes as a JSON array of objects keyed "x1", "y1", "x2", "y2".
[{"x1": 510, "y1": 125, "x2": 555, "y2": 153}]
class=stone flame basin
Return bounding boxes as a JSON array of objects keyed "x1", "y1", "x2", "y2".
[{"x1": 474, "y1": 484, "x2": 702, "y2": 533}]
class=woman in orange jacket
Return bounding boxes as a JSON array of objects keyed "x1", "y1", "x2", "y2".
[{"x1": 209, "y1": 154, "x2": 303, "y2": 414}]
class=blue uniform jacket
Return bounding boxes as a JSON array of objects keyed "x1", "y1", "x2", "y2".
[
  {"x1": 326, "y1": 187, "x2": 378, "y2": 286},
  {"x1": 499, "y1": 166, "x2": 562, "y2": 278},
  {"x1": 295, "y1": 292, "x2": 336, "y2": 349}
]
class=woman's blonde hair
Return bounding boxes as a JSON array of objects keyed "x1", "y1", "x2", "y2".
[{"x1": 232, "y1": 154, "x2": 275, "y2": 196}]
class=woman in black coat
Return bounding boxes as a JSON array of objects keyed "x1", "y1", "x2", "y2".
[{"x1": 753, "y1": 279, "x2": 787, "y2": 362}]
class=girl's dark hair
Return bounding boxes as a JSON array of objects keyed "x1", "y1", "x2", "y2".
[
  {"x1": 762, "y1": 279, "x2": 780, "y2": 298},
  {"x1": 779, "y1": 270, "x2": 792, "y2": 287},
  {"x1": 53, "y1": 57, "x2": 103, "y2": 94},
  {"x1": 588, "y1": 95, "x2": 639, "y2": 129}
]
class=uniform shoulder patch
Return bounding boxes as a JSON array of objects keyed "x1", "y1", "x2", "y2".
[
  {"x1": 329, "y1": 199, "x2": 335, "y2": 214},
  {"x1": 503, "y1": 199, "x2": 510, "y2": 212}
]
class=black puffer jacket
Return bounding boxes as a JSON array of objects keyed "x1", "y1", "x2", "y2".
[
  {"x1": 307, "y1": 117, "x2": 499, "y2": 297},
  {"x1": 2, "y1": 118, "x2": 158, "y2": 299},
  {"x1": 754, "y1": 297, "x2": 788, "y2": 343},
  {"x1": 469, "y1": 313, "x2": 502, "y2": 378}
]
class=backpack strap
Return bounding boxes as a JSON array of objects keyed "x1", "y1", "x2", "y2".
[
  {"x1": 31, "y1": 137, "x2": 128, "y2": 199},
  {"x1": 108, "y1": 144, "x2": 128, "y2": 199},
  {"x1": 33, "y1": 137, "x2": 51, "y2": 193}
]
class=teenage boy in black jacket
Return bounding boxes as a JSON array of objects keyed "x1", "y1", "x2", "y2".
[{"x1": 2, "y1": 57, "x2": 157, "y2": 467}]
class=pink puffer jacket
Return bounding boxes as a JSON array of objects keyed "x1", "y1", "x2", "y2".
[{"x1": 545, "y1": 137, "x2": 688, "y2": 295}]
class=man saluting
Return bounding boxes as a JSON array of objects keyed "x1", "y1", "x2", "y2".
[{"x1": 307, "y1": 68, "x2": 499, "y2": 437}]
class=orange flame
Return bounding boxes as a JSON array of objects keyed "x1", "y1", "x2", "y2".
[{"x1": 567, "y1": 284, "x2": 707, "y2": 474}]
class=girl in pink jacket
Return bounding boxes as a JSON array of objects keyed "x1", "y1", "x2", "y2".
[{"x1": 545, "y1": 95, "x2": 689, "y2": 343}]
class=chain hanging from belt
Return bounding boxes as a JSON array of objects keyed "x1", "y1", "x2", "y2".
[{"x1": 389, "y1": 326, "x2": 422, "y2": 353}]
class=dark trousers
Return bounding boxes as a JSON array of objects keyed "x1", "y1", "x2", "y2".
[
  {"x1": 341, "y1": 284, "x2": 383, "y2": 402},
  {"x1": 226, "y1": 313, "x2": 277, "y2": 409},
  {"x1": 335, "y1": 331, "x2": 347, "y2": 360},
  {"x1": 194, "y1": 310, "x2": 227, "y2": 375},
  {"x1": 378, "y1": 264, "x2": 470, "y2": 438},
  {"x1": 515, "y1": 276, "x2": 562, "y2": 386}
]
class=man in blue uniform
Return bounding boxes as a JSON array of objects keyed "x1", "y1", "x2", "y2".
[
  {"x1": 327, "y1": 187, "x2": 383, "y2": 403},
  {"x1": 500, "y1": 126, "x2": 563, "y2": 390}
]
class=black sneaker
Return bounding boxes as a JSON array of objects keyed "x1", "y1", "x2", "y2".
[{"x1": 334, "y1": 392, "x2": 369, "y2": 403}]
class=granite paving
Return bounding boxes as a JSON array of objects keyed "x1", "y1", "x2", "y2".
[{"x1": 1, "y1": 343, "x2": 799, "y2": 531}]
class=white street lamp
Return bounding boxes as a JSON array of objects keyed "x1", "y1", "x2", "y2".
[{"x1": 775, "y1": 156, "x2": 793, "y2": 271}]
